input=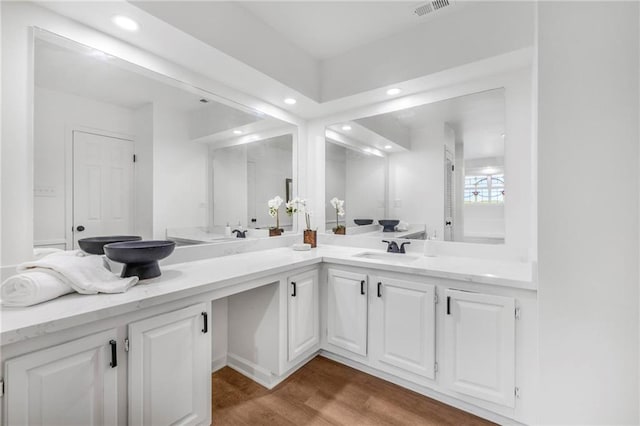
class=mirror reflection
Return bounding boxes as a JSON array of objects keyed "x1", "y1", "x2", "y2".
[
  {"x1": 325, "y1": 88, "x2": 505, "y2": 244},
  {"x1": 33, "y1": 34, "x2": 295, "y2": 249}
]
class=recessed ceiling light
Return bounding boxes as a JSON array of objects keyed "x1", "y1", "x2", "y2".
[
  {"x1": 233, "y1": 130, "x2": 243, "y2": 135},
  {"x1": 384, "y1": 145, "x2": 392, "y2": 149},
  {"x1": 386, "y1": 88, "x2": 401, "y2": 96},
  {"x1": 89, "y1": 50, "x2": 110, "y2": 60},
  {"x1": 284, "y1": 98, "x2": 297, "y2": 105},
  {"x1": 341, "y1": 125, "x2": 352, "y2": 131},
  {"x1": 112, "y1": 15, "x2": 139, "y2": 32}
]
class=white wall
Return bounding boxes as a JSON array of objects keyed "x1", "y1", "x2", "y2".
[
  {"x1": 537, "y1": 2, "x2": 639, "y2": 423},
  {"x1": 320, "y1": 2, "x2": 535, "y2": 101},
  {"x1": 211, "y1": 145, "x2": 247, "y2": 228},
  {"x1": 153, "y1": 104, "x2": 209, "y2": 239},
  {"x1": 389, "y1": 121, "x2": 446, "y2": 237},
  {"x1": 345, "y1": 152, "x2": 385, "y2": 226},
  {"x1": 133, "y1": 104, "x2": 154, "y2": 239},
  {"x1": 246, "y1": 137, "x2": 293, "y2": 229},
  {"x1": 324, "y1": 143, "x2": 346, "y2": 224},
  {"x1": 33, "y1": 87, "x2": 135, "y2": 247}
]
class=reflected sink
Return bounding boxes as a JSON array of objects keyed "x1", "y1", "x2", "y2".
[{"x1": 353, "y1": 251, "x2": 420, "y2": 264}]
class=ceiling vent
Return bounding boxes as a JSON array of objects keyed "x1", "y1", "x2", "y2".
[{"x1": 413, "y1": 0, "x2": 454, "y2": 17}]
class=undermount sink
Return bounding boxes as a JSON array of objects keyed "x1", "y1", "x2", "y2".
[{"x1": 353, "y1": 251, "x2": 420, "y2": 264}]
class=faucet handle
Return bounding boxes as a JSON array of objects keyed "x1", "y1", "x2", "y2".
[{"x1": 400, "y1": 241, "x2": 411, "y2": 253}]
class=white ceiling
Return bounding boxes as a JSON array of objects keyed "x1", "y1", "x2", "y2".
[
  {"x1": 353, "y1": 88, "x2": 505, "y2": 160},
  {"x1": 238, "y1": 2, "x2": 428, "y2": 60},
  {"x1": 35, "y1": 38, "x2": 265, "y2": 130}
]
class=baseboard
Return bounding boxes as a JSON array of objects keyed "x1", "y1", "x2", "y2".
[
  {"x1": 211, "y1": 355, "x2": 227, "y2": 373},
  {"x1": 219, "y1": 351, "x2": 320, "y2": 390},
  {"x1": 319, "y1": 351, "x2": 521, "y2": 426},
  {"x1": 226, "y1": 353, "x2": 276, "y2": 389}
]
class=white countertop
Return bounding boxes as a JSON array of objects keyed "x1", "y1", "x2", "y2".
[{"x1": 0, "y1": 245, "x2": 534, "y2": 345}]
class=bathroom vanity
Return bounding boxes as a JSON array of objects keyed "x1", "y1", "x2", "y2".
[{"x1": 0, "y1": 245, "x2": 536, "y2": 425}]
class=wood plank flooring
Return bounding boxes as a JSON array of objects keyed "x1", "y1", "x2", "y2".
[{"x1": 211, "y1": 356, "x2": 494, "y2": 425}]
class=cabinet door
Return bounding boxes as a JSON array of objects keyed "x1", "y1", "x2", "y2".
[
  {"x1": 444, "y1": 289, "x2": 515, "y2": 407},
  {"x1": 327, "y1": 269, "x2": 368, "y2": 356},
  {"x1": 4, "y1": 329, "x2": 119, "y2": 426},
  {"x1": 128, "y1": 303, "x2": 211, "y2": 426},
  {"x1": 371, "y1": 277, "x2": 436, "y2": 379},
  {"x1": 288, "y1": 270, "x2": 319, "y2": 361}
]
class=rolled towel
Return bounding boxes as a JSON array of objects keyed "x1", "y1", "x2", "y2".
[
  {"x1": 1, "y1": 270, "x2": 74, "y2": 307},
  {"x1": 17, "y1": 251, "x2": 138, "y2": 294}
]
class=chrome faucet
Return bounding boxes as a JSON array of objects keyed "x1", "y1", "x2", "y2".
[{"x1": 382, "y1": 240, "x2": 411, "y2": 253}]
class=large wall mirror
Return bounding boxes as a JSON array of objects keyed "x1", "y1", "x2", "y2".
[
  {"x1": 33, "y1": 31, "x2": 297, "y2": 249},
  {"x1": 325, "y1": 88, "x2": 505, "y2": 244}
]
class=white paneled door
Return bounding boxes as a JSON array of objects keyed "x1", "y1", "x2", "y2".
[
  {"x1": 371, "y1": 277, "x2": 436, "y2": 379},
  {"x1": 4, "y1": 329, "x2": 119, "y2": 426},
  {"x1": 288, "y1": 270, "x2": 320, "y2": 361},
  {"x1": 73, "y1": 131, "x2": 134, "y2": 248},
  {"x1": 128, "y1": 303, "x2": 211, "y2": 426},
  {"x1": 327, "y1": 269, "x2": 368, "y2": 356},
  {"x1": 444, "y1": 289, "x2": 516, "y2": 407}
]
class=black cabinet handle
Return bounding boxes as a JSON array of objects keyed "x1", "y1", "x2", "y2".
[
  {"x1": 291, "y1": 281, "x2": 297, "y2": 297},
  {"x1": 109, "y1": 340, "x2": 117, "y2": 368},
  {"x1": 201, "y1": 312, "x2": 208, "y2": 333},
  {"x1": 377, "y1": 282, "x2": 382, "y2": 298},
  {"x1": 76, "y1": 225, "x2": 85, "y2": 232},
  {"x1": 360, "y1": 280, "x2": 365, "y2": 295},
  {"x1": 446, "y1": 296, "x2": 451, "y2": 315}
]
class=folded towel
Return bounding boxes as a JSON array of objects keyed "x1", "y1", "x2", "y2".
[
  {"x1": 1, "y1": 270, "x2": 74, "y2": 307},
  {"x1": 17, "y1": 251, "x2": 138, "y2": 294},
  {"x1": 396, "y1": 221, "x2": 410, "y2": 231},
  {"x1": 33, "y1": 247, "x2": 64, "y2": 260}
]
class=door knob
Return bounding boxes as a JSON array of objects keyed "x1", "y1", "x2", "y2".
[{"x1": 76, "y1": 225, "x2": 85, "y2": 232}]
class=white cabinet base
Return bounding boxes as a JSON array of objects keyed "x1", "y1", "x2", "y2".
[
  {"x1": 128, "y1": 303, "x2": 211, "y2": 426},
  {"x1": 4, "y1": 329, "x2": 119, "y2": 426}
]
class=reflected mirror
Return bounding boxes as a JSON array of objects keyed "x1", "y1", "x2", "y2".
[
  {"x1": 325, "y1": 88, "x2": 505, "y2": 244},
  {"x1": 33, "y1": 32, "x2": 296, "y2": 249}
]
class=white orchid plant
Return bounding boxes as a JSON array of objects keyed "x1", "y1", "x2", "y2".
[
  {"x1": 286, "y1": 197, "x2": 312, "y2": 230},
  {"x1": 330, "y1": 197, "x2": 345, "y2": 231},
  {"x1": 268, "y1": 195, "x2": 284, "y2": 230}
]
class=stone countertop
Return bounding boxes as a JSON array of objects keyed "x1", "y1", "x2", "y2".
[{"x1": 0, "y1": 245, "x2": 534, "y2": 345}]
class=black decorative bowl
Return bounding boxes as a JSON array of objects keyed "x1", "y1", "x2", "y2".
[
  {"x1": 354, "y1": 219, "x2": 374, "y2": 226},
  {"x1": 78, "y1": 236, "x2": 142, "y2": 255},
  {"x1": 378, "y1": 220, "x2": 400, "y2": 232},
  {"x1": 104, "y1": 240, "x2": 176, "y2": 280}
]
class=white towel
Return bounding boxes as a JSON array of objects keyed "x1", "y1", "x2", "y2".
[
  {"x1": 1, "y1": 270, "x2": 74, "y2": 307},
  {"x1": 17, "y1": 251, "x2": 138, "y2": 294},
  {"x1": 33, "y1": 247, "x2": 64, "y2": 260}
]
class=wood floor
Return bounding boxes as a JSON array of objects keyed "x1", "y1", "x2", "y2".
[{"x1": 211, "y1": 356, "x2": 494, "y2": 425}]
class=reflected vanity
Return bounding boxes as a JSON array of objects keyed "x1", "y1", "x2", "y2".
[
  {"x1": 325, "y1": 88, "x2": 506, "y2": 244},
  {"x1": 33, "y1": 30, "x2": 297, "y2": 250}
]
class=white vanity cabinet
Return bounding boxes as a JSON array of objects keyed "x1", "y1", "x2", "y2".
[
  {"x1": 3, "y1": 329, "x2": 119, "y2": 426},
  {"x1": 443, "y1": 289, "x2": 516, "y2": 408},
  {"x1": 1, "y1": 301, "x2": 211, "y2": 426},
  {"x1": 326, "y1": 269, "x2": 368, "y2": 356},
  {"x1": 287, "y1": 270, "x2": 319, "y2": 362},
  {"x1": 128, "y1": 303, "x2": 211, "y2": 426},
  {"x1": 369, "y1": 275, "x2": 436, "y2": 381}
]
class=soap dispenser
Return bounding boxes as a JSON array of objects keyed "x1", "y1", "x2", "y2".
[
  {"x1": 424, "y1": 229, "x2": 437, "y2": 257},
  {"x1": 224, "y1": 222, "x2": 231, "y2": 237}
]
